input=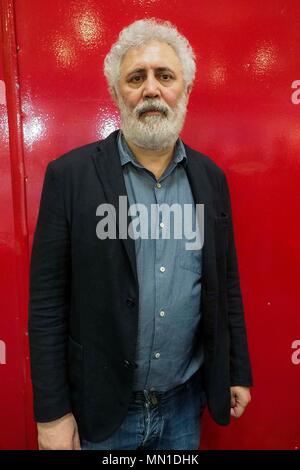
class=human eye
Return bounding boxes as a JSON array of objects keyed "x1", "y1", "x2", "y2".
[
  {"x1": 129, "y1": 74, "x2": 143, "y2": 84},
  {"x1": 158, "y1": 72, "x2": 174, "y2": 83}
]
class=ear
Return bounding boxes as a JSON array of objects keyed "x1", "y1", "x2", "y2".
[
  {"x1": 186, "y1": 84, "x2": 192, "y2": 97},
  {"x1": 110, "y1": 86, "x2": 118, "y2": 104}
]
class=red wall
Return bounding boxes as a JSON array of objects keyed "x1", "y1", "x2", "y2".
[
  {"x1": 1, "y1": 0, "x2": 300, "y2": 450},
  {"x1": 0, "y1": 87, "x2": 28, "y2": 444}
]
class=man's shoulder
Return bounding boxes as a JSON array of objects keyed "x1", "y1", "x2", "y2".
[
  {"x1": 47, "y1": 130, "x2": 118, "y2": 175},
  {"x1": 48, "y1": 140, "x2": 100, "y2": 172},
  {"x1": 183, "y1": 141, "x2": 225, "y2": 178}
]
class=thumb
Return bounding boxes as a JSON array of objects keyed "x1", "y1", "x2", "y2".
[
  {"x1": 73, "y1": 428, "x2": 81, "y2": 450},
  {"x1": 231, "y1": 393, "x2": 236, "y2": 408}
]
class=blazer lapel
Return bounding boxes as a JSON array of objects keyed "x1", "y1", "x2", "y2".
[{"x1": 91, "y1": 130, "x2": 138, "y2": 285}]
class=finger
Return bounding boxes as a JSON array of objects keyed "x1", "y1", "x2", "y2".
[
  {"x1": 232, "y1": 392, "x2": 248, "y2": 409},
  {"x1": 231, "y1": 403, "x2": 245, "y2": 418},
  {"x1": 73, "y1": 430, "x2": 81, "y2": 450},
  {"x1": 240, "y1": 396, "x2": 251, "y2": 408},
  {"x1": 236, "y1": 406, "x2": 245, "y2": 418}
]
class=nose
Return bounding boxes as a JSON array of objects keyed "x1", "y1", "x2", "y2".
[{"x1": 142, "y1": 74, "x2": 161, "y2": 99}]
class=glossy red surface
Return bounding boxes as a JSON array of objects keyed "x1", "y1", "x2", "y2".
[{"x1": 1, "y1": 0, "x2": 300, "y2": 449}]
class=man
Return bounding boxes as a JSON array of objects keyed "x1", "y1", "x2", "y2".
[{"x1": 28, "y1": 19, "x2": 252, "y2": 451}]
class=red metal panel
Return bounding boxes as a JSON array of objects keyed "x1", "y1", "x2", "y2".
[
  {"x1": 1, "y1": 0, "x2": 300, "y2": 449},
  {"x1": 0, "y1": 0, "x2": 31, "y2": 450}
]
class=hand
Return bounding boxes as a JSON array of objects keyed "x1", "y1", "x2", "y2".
[
  {"x1": 230, "y1": 386, "x2": 251, "y2": 419},
  {"x1": 37, "y1": 412, "x2": 81, "y2": 450}
]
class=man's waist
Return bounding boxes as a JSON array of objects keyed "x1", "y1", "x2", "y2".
[{"x1": 131, "y1": 368, "x2": 203, "y2": 405}]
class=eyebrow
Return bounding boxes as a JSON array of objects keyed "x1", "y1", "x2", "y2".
[{"x1": 126, "y1": 67, "x2": 175, "y2": 78}]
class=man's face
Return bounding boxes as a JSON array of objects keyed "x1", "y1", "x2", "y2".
[{"x1": 114, "y1": 40, "x2": 191, "y2": 150}]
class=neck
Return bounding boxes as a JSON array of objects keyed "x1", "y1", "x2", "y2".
[{"x1": 124, "y1": 137, "x2": 176, "y2": 181}]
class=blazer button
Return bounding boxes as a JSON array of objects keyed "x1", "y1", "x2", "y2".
[
  {"x1": 123, "y1": 359, "x2": 138, "y2": 369},
  {"x1": 126, "y1": 297, "x2": 135, "y2": 307}
]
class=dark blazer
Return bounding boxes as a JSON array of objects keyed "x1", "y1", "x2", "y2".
[{"x1": 28, "y1": 129, "x2": 253, "y2": 442}]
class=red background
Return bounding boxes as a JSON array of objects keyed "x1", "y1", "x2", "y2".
[{"x1": 1, "y1": 0, "x2": 300, "y2": 449}]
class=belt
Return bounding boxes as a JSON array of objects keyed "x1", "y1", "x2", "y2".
[
  {"x1": 132, "y1": 372, "x2": 200, "y2": 405},
  {"x1": 133, "y1": 390, "x2": 160, "y2": 405}
]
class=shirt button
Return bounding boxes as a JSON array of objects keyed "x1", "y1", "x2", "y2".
[
  {"x1": 159, "y1": 310, "x2": 165, "y2": 317},
  {"x1": 156, "y1": 182, "x2": 161, "y2": 188},
  {"x1": 159, "y1": 222, "x2": 164, "y2": 228},
  {"x1": 154, "y1": 352, "x2": 161, "y2": 359},
  {"x1": 160, "y1": 266, "x2": 165, "y2": 273}
]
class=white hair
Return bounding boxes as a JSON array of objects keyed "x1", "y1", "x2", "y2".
[
  {"x1": 103, "y1": 18, "x2": 196, "y2": 93},
  {"x1": 118, "y1": 94, "x2": 188, "y2": 150}
]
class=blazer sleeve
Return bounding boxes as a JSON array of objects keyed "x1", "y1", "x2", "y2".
[
  {"x1": 221, "y1": 173, "x2": 253, "y2": 387},
  {"x1": 28, "y1": 161, "x2": 72, "y2": 422}
]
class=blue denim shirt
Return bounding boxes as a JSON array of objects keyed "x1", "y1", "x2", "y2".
[{"x1": 117, "y1": 131, "x2": 204, "y2": 391}]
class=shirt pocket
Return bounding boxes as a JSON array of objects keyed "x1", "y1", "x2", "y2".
[{"x1": 178, "y1": 250, "x2": 202, "y2": 274}]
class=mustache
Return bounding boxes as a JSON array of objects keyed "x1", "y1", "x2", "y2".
[{"x1": 135, "y1": 100, "x2": 170, "y2": 118}]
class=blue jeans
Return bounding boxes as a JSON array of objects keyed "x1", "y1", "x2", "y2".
[{"x1": 81, "y1": 368, "x2": 206, "y2": 450}]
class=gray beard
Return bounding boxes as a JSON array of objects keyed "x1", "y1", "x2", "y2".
[{"x1": 117, "y1": 94, "x2": 188, "y2": 151}]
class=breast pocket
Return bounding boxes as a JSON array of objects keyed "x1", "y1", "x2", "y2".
[{"x1": 178, "y1": 250, "x2": 202, "y2": 275}]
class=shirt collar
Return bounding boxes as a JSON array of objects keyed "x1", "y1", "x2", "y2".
[{"x1": 117, "y1": 130, "x2": 187, "y2": 169}]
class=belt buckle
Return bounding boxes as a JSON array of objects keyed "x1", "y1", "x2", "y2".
[
  {"x1": 149, "y1": 391, "x2": 158, "y2": 405},
  {"x1": 144, "y1": 390, "x2": 158, "y2": 405}
]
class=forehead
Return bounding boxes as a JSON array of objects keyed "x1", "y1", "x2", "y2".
[{"x1": 120, "y1": 40, "x2": 183, "y2": 75}]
